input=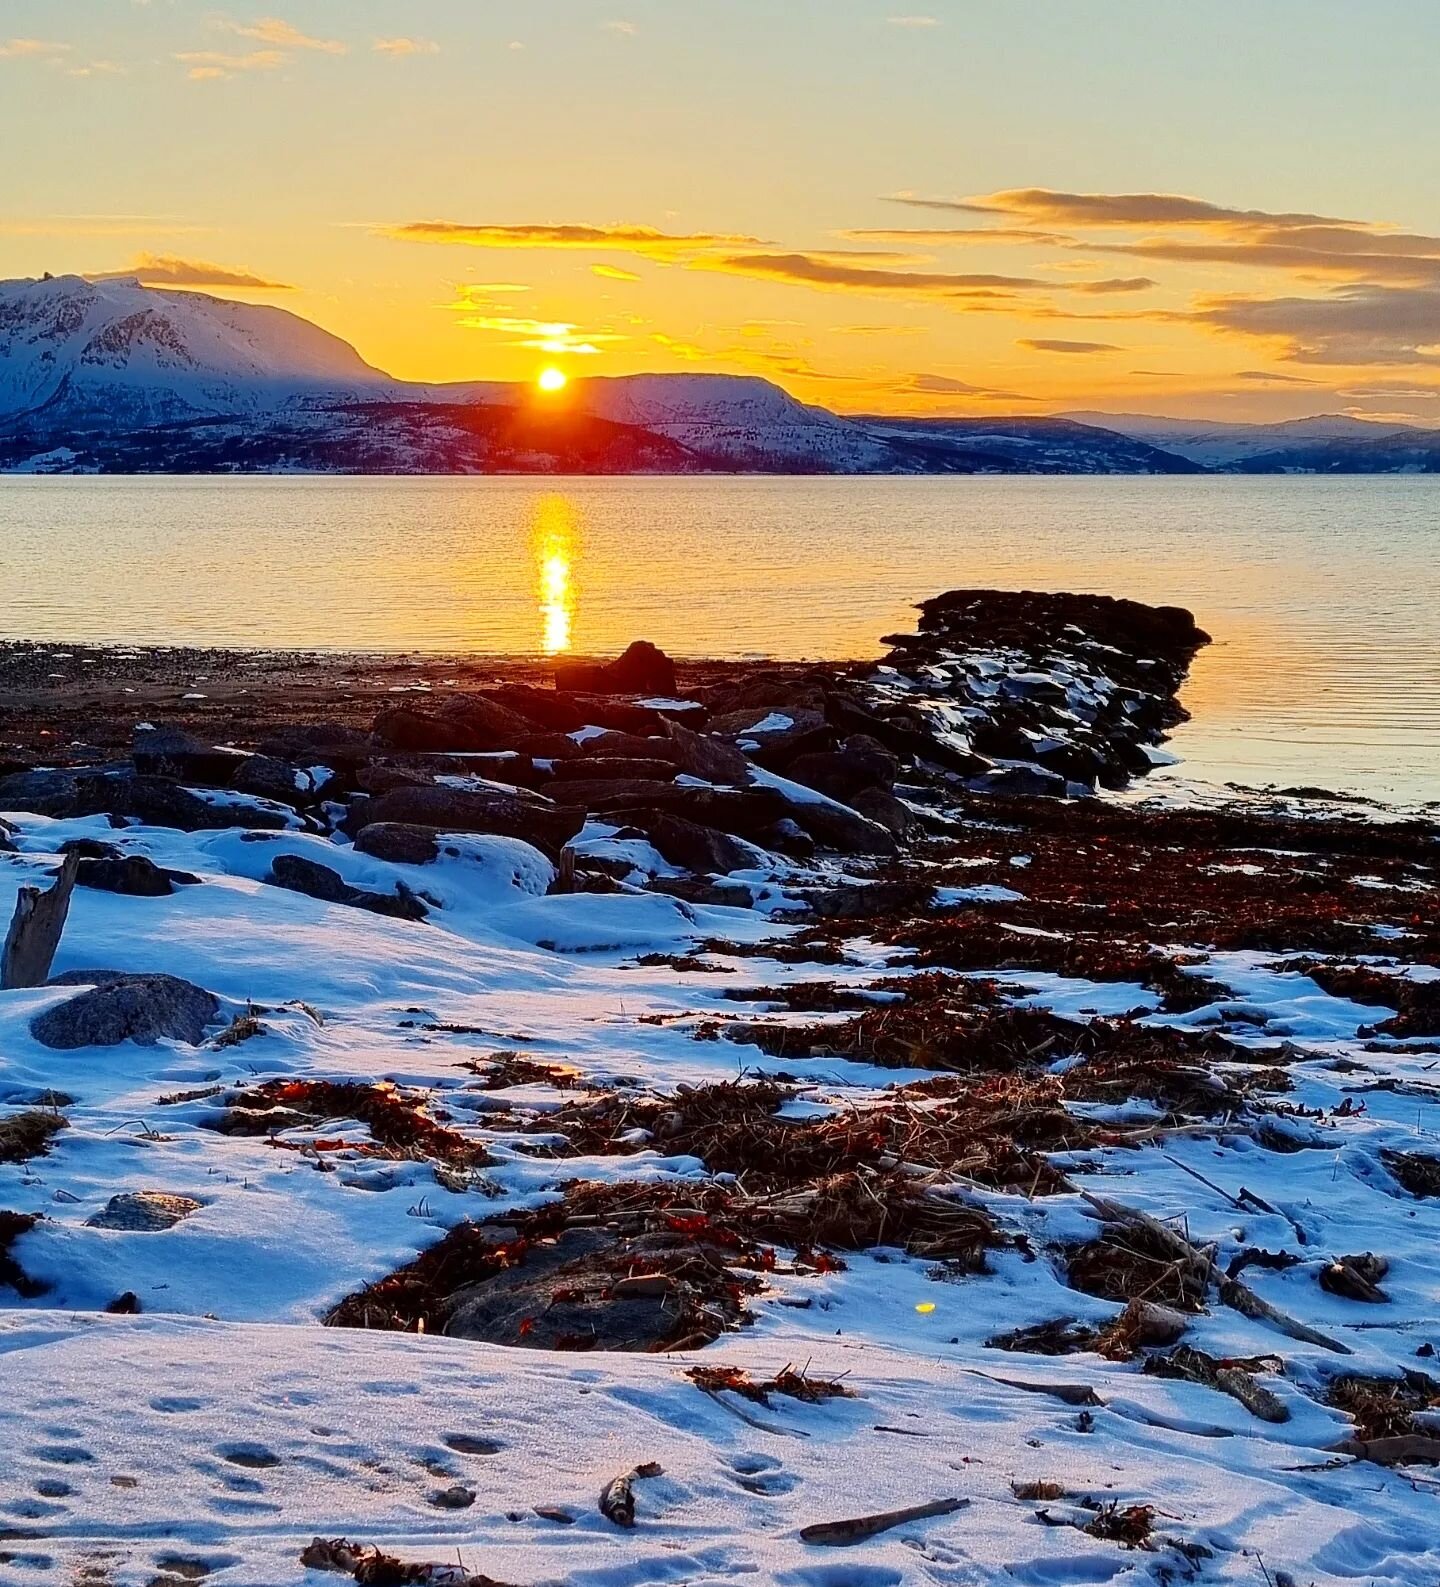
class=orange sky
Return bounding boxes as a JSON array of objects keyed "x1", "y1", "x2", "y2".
[{"x1": 5, "y1": 1, "x2": 1440, "y2": 422}]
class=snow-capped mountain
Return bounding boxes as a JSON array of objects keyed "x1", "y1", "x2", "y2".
[
  {"x1": 1059, "y1": 411, "x2": 1415, "y2": 469},
  {"x1": 5, "y1": 274, "x2": 1438, "y2": 474},
  {"x1": 0, "y1": 274, "x2": 398, "y2": 427}
]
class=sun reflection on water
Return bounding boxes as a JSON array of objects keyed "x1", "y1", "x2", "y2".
[{"x1": 532, "y1": 494, "x2": 578, "y2": 654}]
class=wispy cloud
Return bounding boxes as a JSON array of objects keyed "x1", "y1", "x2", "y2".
[
  {"x1": 175, "y1": 48, "x2": 284, "y2": 79},
  {"x1": 1019, "y1": 338, "x2": 1121, "y2": 354},
  {"x1": 602, "y1": 19, "x2": 638, "y2": 35},
  {"x1": 896, "y1": 188, "x2": 1350, "y2": 230},
  {"x1": 373, "y1": 37, "x2": 439, "y2": 57},
  {"x1": 593, "y1": 263, "x2": 641, "y2": 282},
  {"x1": 386, "y1": 221, "x2": 763, "y2": 258},
  {"x1": 89, "y1": 253, "x2": 293, "y2": 289},
  {"x1": 902, "y1": 373, "x2": 1038, "y2": 400},
  {"x1": 453, "y1": 312, "x2": 624, "y2": 356},
  {"x1": 0, "y1": 37, "x2": 70, "y2": 59},
  {"x1": 887, "y1": 15, "x2": 941, "y2": 26},
  {"x1": 705, "y1": 252, "x2": 1047, "y2": 295},
  {"x1": 217, "y1": 16, "x2": 346, "y2": 54}
]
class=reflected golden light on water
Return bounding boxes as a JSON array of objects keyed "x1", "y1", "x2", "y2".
[{"x1": 532, "y1": 494, "x2": 578, "y2": 654}]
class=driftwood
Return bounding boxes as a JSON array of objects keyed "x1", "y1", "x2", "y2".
[
  {"x1": 1080, "y1": 1191, "x2": 1352, "y2": 1356},
  {"x1": 1330, "y1": 1434, "x2": 1440, "y2": 1467},
  {"x1": 800, "y1": 1496, "x2": 968, "y2": 1546},
  {"x1": 599, "y1": 1461, "x2": 663, "y2": 1528},
  {"x1": 1, "y1": 852, "x2": 79, "y2": 990}
]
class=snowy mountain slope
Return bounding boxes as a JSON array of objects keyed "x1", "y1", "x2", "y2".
[
  {"x1": 1060, "y1": 410, "x2": 1420, "y2": 469},
  {"x1": 0, "y1": 274, "x2": 397, "y2": 425},
  {"x1": 854, "y1": 413, "x2": 1203, "y2": 474}
]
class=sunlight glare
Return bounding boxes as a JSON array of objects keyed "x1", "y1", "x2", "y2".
[
  {"x1": 537, "y1": 366, "x2": 568, "y2": 393},
  {"x1": 532, "y1": 495, "x2": 578, "y2": 654}
]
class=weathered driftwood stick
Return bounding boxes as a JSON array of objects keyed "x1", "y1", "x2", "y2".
[
  {"x1": 599, "y1": 1461, "x2": 663, "y2": 1528},
  {"x1": 1, "y1": 852, "x2": 79, "y2": 990},
  {"x1": 1080, "y1": 1189, "x2": 1352, "y2": 1355},
  {"x1": 801, "y1": 1496, "x2": 969, "y2": 1547}
]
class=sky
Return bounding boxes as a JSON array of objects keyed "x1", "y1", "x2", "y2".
[{"x1": 6, "y1": 0, "x2": 1440, "y2": 422}]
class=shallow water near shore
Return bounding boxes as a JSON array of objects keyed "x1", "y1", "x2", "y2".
[{"x1": 2, "y1": 473, "x2": 1438, "y2": 803}]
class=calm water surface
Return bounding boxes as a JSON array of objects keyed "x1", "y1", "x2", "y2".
[{"x1": 1, "y1": 475, "x2": 1437, "y2": 804}]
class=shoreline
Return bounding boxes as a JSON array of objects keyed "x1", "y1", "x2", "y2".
[{"x1": 1, "y1": 587, "x2": 1439, "y2": 1584}]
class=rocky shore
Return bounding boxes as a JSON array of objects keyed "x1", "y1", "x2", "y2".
[{"x1": 1, "y1": 589, "x2": 1439, "y2": 1587}]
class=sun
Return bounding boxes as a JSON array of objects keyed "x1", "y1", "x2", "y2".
[{"x1": 537, "y1": 366, "x2": 568, "y2": 393}]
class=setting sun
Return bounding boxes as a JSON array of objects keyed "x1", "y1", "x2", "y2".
[{"x1": 537, "y1": 367, "x2": 568, "y2": 393}]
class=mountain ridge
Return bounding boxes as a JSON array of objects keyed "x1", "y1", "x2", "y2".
[{"x1": 4, "y1": 274, "x2": 1438, "y2": 475}]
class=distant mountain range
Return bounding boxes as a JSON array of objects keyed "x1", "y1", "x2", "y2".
[{"x1": 2, "y1": 274, "x2": 1438, "y2": 476}]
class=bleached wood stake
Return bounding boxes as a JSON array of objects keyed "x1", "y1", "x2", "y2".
[{"x1": 1, "y1": 851, "x2": 80, "y2": 990}]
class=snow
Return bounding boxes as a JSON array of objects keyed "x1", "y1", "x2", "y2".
[{"x1": 2, "y1": 808, "x2": 1440, "y2": 1584}]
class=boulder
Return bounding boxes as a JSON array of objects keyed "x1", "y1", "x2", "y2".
[
  {"x1": 86, "y1": 1191, "x2": 202, "y2": 1232},
  {"x1": 786, "y1": 736, "x2": 898, "y2": 801},
  {"x1": 132, "y1": 727, "x2": 247, "y2": 785},
  {"x1": 74, "y1": 855, "x2": 196, "y2": 897},
  {"x1": 549, "y1": 757, "x2": 677, "y2": 785},
  {"x1": 258, "y1": 722, "x2": 371, "y2": 765},
  {"x1": 231, "y1": 755, "x2": 312, "y2": 806},
  {"x1": 352, "y1": 823, "x2": 442, "y2": 866},
  {"x1": 487, "y1": 685, "x2": 586, "y2": 733},
  {"x1": 707, "y1": 706, "x2": 832, "y2": 766},
  {"x1": 0, "y1": 768, "x2": 290, "y2": 832},
  {"x1": 643, "y1": 814, "x2": 750, "y2": 876},
  {"x1": 32, "y1": 972, "x2": 220, "y2": 1050},
  {"x1": 268, "y1": 854, "x2": 428, "y2": 922},
  {"x1": 566, "y1": 697, "x2": 671, "y2": 734},
  {"x1": 849, "y1": 786, "x2": 915, "y2": 839},
  {"x1": 569, "y1": 730, "x2": 679, "y2": 764},
  {"x1": 604, "y1": 786, "x2": 790, "y2": 843},
  {"x1": 661, "y1": 719, "x2": 753, "y2": 786},
  {"x1": 349, "y1": 785, "x2": 584, "y2": 858},
  {"x1": 965, "y1": 765, "x2": 1069, "y2": 799},
  {"x1": 554, "y1": 641, "x2": 676, "y2": 698}
]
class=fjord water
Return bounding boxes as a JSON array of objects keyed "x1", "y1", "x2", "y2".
[{"x1": 1, "y1": 474, "x2": 1437, "y2": 804}]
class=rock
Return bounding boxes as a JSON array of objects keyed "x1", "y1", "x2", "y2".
[
  {"x1": 549, "y1": 757, "x2": 678, "y2": 785},
  {"x1": 800, "y1": 880, "x2": 936, "y2": 920},
  {"x1": 441, "y1": 693, "x2": 539, "y2": 748},
  {"x1": 352, "y1": 823, "x2": 441, "y2": 866},
  {"x1": 708, "y1": 706, "x2": 832, "y2": 766},
  {"x1": 258, "y1": 722, "x2": 371, "y2": 764},
  {"x1": 32, "y1": 972, "x2": 220, "y2": 1050},
  {"x1": 487, "y1": 685, "x2": 586, "y2": 733},
  {"x1": 643, "y1": 815, "x2": 750, "y2": 876},
  {"x1": 964, "y1": 765, "x2": 1069, "y2": 800},
  {"x1": 350, "y1": 785, "x2": 584, "y2": 859},
  {"x1": 787, "y1": 737, "x2": 898, "y2": 801},
  {"x1": 268, "y1": 854, "x2": 428, "y2": 922},
  {"x1": 86, "y1": 1191, "x2": 202, "y2": 1232},
  {"x1": 231, "y1": 755, "x2": 312, "y2": 806},
  {"x1": 74, "y1": 855, "x2": 185, "y2": 897},
  {"x1": 0, "y1": 768, "x2": 290, "y2": 832},
  {"x1": 566, "y1": 697, "x2": 671, "y2": 735},
  {"x1": 544, "y1": 779, "x2": 684, "y2": 813},
  {"x1": 607, "y1": 786, "x2": 791, "y2": 843},
  {"x1": 58, "y1": 838, "x2": 123, "y2": 860},
  {"x1": 775, "y1": 791, "x2": 897, "y2": 857},
  {"x1": 569, "y1": 730, "x2": 679, "y2": 764},
  {"x1": 849, "y1": 785, "x2": 915, "y2": 838},
  {"x1": 445, "y1": 1227, "x2": 687, "y2": 1351},
  {"x1": 132, "y1": 727, "x2": 247, "y2": 785},
  {"x1": 555, "y1": 641, "x2": 676, "y2": 697},
  {"x1": 661, "y1": 719, "x2": 754, "y2": 786},
  {"x1": 429, "y1": 1485, "x2": 476, "y2": 1510}
]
